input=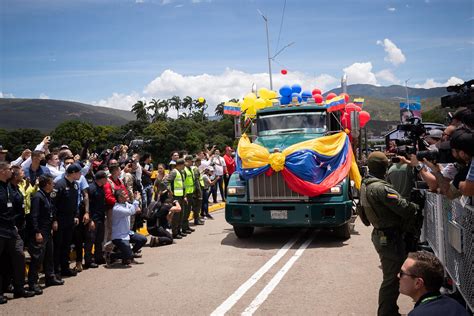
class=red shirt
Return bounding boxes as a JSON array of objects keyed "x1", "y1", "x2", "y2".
[
  {"x1": 103, "y1": 176, "x2": 127, "y2": 208},
  {"x1": 223, "y1": 154, "x2": 236, "y2": 175}
]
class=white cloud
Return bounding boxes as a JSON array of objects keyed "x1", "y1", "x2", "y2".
[
  {"x1": 0, "y1": 92, "x2": 15, "y2": 98},
  {"x1": 39, "y1": 93, "x2": 49, "y2": 99},
  {"x1": 414, "y1": 76, "x2": 464, "y2": 89},
  {"x1": 387, "y1": 7, "x2": 396, "y2": 12},
  {"x1": 175, "y1": 4, "x2": 183, "y2": 7},
  {"x1": 343, "y1": 62, "x2": 378, "y2": 85},
  {"x1": 376, "y1": 38, "x2": 406, "y2": 66},
  {"x1": 135, "y1": 0, "x2": 144, "y2": 3},
  {"x1": 161, "y1": 0, "x2": 172, "y2": 5},
  {"x1": 93, "y1": 92, "x2": 144, "y2": 110},
  {"x1": 376, "y1": 69, "x2": 400, "y2": 84}
]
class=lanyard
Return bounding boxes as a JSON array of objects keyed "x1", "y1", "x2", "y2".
[{"x1": 420, "y1": 295, "x2": 441, "y2": 305}]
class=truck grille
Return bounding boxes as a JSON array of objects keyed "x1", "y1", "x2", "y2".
[{"x1": 249, "y1": 172, "x2": 307, "y2": 201}]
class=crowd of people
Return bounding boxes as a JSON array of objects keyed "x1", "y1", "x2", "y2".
[
  {"x1": 0, "y1": 139, "x2": 236, "y2": 304},
  {"x1": 360, "y1": 106, "x2": 473, "y2": 315}
]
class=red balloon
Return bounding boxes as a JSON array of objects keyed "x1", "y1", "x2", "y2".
[
  {"x1": 312, "y1": 88, "x2": 322, "y2": 96},
  {"x1": 281, "y1": 69, "x2": 288, "y2": 75},
  {"x1": 359, "y1": 111, "x2": 371, "y2": 128},
  {"x1": 326, "y1": 92, "x2": 337, "y2": 101},
  {"x1": 313, "y1": 94, "x2": 323, "y2": 104},
  {"x1": 341, "y1": 113, "x2": 351, "y2": 129},
  {"x1": 340, "y1": 93, "x2": 350, "y2": 103},
  {"x1": 345, "y1": 103, "x2": 361, "y2": 113}
]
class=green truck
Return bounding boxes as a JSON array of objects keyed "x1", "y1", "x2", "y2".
[{"x1": 225, "y1": 104, "x2": 357, "y2": 239}]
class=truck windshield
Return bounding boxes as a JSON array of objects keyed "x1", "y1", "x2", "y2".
[{"x1": 258, "y1": 112, "x2": 327, "y2": 135}]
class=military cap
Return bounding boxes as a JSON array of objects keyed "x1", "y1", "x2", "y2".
[
  {"x1": 367, "y1": 151, "x2": 389, "y2": 176},
  {"x1": 184, "y1": 155, "x2": 193, "y2": 161},
  {"x1": 176, "y1": 158, "x2": 185, "y2": 165}
]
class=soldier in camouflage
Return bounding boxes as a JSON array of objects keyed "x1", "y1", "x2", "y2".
[{"x1": 359, "y1": 152, "x2": 420, "y2": 316}]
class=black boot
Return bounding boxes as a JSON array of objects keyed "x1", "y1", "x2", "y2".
[
  {"x1": 28, "y1": 284, "x2": 43, "y2": 295},
  {"x1": 13, "y1": 289, "x2": 35, "y2": 298},
  {"x1": 45, "y1": 277, "x2": 65, "y2": 287}
]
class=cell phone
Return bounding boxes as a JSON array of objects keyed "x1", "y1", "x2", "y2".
[{"x1": 391, "y1": 157, "x2": 401, "y2": 163}]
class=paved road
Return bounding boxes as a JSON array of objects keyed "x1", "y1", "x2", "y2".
[{"x1": 2, "y1": 207, "x2": 413, "y2": 315}]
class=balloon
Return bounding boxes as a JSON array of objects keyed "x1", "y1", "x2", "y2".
[
  {"x1": 291, "y1": 84, "x2": 302, "y2": 94},
  {"x1": 259, "y1": 88, "x2": 277, "y2": 100},
  {"x1": 198, "y1": 97, "x2": 205, "y2": 103},
  {"x1": 359, "y1": 111, "x2": 371, "y2": 128},
  {"x1": 291, "y1": 92, "x2": 302, "y2": 103},
  {"x1": 280, "y1": 96, "x2": 291, "y2": 105},
  {"x1": 313, "y1": 94, "x2": 323, "y2": 104},
  {"x1": 241, "y1": 93, "x2": 257, "y2": 113},
  {"x1": 265, "y1": 99, "x2": 273, "y2": 107},
  {"x1": 345, "y1": 103, "x2": 361, "y2": 113},
  {"x1": 341, "y1": 113, "x2": 351, "y2": 129},
  {"x1": 340, "y1": 93, "x2": 350, "y2": 103},
  {"x1": 281, "y1": 69, "x2": 288, "y2": 75},
  {"x1": 326, "y1": 92, "x2": 337, "y2": 100},
  {"x1": 302, "y1": 90, "x2": 312, "y2": 98},
  {"x1": 255, "y1": 98, "x2": 266, "y2": 110},
  {"x1": 312, "y1": 88, "x2": 322, "y2": 96},
  {"x1": 279, "y1": 85, "x2": 292, "y2": 97}
]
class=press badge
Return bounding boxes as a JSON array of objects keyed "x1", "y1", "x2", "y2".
[
  {"x1": 380, "y1": 236, "x2": 388, "y2": 246},
  {"x1": 7, "y1": 202, "x2": 13, "y2": 208}
]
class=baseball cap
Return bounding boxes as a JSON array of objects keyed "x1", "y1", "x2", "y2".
[
  {"x1": 60, "y1": 144, "x2": 70, "y2": 150},
  {"x1": 0, "y1": 145, "x2": 7, "y2": 153},
  {"x1": 66, "y1": 163, "x2": 81, "y2": 174}
]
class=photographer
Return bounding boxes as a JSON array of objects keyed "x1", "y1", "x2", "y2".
[
  {"x1": 420, "y1": 128, "x2": 473, "y2": 200},
  {"x1": 147, "y1": 190, "x2": 180, "y2": 247}
]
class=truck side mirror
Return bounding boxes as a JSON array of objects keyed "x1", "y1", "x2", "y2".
[{"x1": 350, "y1": 111, "x2": 360, "y2": 138}]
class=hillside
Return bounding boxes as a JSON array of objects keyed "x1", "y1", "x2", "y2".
[{"x1": 0, "y1": 98, "x2": 134, "y2": 132}]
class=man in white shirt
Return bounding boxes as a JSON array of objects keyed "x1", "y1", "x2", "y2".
[{"x1": 210, "y1": 149, "x2": 226, "y2": 202}]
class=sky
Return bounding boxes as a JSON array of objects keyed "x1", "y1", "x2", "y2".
[{"x1": 1, "y1": 0, "x2": 473, "y2": 112}]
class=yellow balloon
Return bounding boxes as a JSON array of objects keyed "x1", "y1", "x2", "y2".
[
  {"x1": 255, "y1": 98, "x2": 266, "y2": 110},
  {"x1": 198, "y1": 97, "x2": 205, "y2": 103},
  {"x1": 265, "y1": 99, "x2": 273, "y2": 107},
  {"x1": 245, "y1": 92, "x2": 257, "y2": 100},
  {"x1": 258, "y1": 88, "x2": 270, "y2": 100},
  {"x1": 267, "y1": 90, "x2": 277, "y2": 99}
]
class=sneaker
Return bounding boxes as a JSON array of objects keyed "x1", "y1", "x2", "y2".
[
  {"x1": 133, "y1": 252, "x2": 142, "y2": 258},
  {"x1": 28, "y1": 284, "x2": 43, "y2": 295},
  {"x1": 187, "y1": 227, "x2": 195, "y2": 232},
  {"x1": 130, "y1": 258, "x2": 143, "y2": 265},
  {"x1": 194, "y1": 219, "x2": 205, "y2": 225}
]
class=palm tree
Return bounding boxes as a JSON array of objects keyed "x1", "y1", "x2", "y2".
[
  {"x1": 158, "y1": 99, "x2": 170, "y2": 120},
  {"x1": 194, "y1": 98, "x2": 208, "y2": 122},
  {"x1": 182, "y1": 96, "x2": 193, "y2": 116},
  {"x1": 215, "y1": 101, "x2": 224, "y2": 117},
  {"x1": 131, "y1": 100, "x2": 149, "y2": 121},
  {"x1": 168, "y1": 96, "x2": 182, "y2": 119},
  {"x1": 147, "y1": 98, "x2": 160, "y2": 122}
]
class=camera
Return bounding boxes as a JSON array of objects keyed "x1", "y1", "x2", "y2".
[
  {"x1": 441, "y1": 80, "x2": 474, "y2": 109},
  {"x1": 416, "y1": 141, "x2": 455, "y2": 164},
  {"x1": 129, "y1": 139, "x2": 151, "y2": 149}
]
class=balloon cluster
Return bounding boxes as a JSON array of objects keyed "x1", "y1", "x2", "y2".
[
  {"x1": 240, "y1": 88, "x2": 278, "y2": 119},
  {"x1": 278, "y1": 84, "x2": 371, "y2": 129}
]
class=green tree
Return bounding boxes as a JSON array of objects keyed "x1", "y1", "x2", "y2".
[
  {"x1": 51, "y1": 120, "x2": 95, "y2": 153},
  {"x1": 215, "y1": 101, "x2": 224, "y2": 117},
  {"x1": 168, "y1": 96, "x2": 182, "y2": 119},
  {"x1": 182, "y1": 96, "x2": 193, "y2": 116},
  {"x1": 5, "y1": 129, "x2": 45, "y2": 157},
  {"x1": 147, "y1": 99, "x2": 161, "y2": 122},
  {"x1": 131, "y1": 100, "x2": 149, "y2": 121}
]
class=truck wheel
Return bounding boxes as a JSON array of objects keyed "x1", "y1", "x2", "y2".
[
  {"x1": 233, "y1": 226, "x2": 254, "y2": 239},
  {"x1": 335, "y1": 222, "x2": 351, "y2": 240}
]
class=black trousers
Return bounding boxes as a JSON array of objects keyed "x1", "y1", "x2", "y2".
[
  {"x1": 28, "y1": 233, "x2": 54, "y2": 285},
  {"x1": 212, "y1": 176, "x2": 225, "y2": 202},
  {"x1": 148, "y1": 226, "x2": 173, "y2": 245},
  {"x1": 53, "y1": 220, "x2": 74, "y2": 273},
  {"x1": 84, "y1": 221, "x2": 105, "y2": 264},
  {"x1": 0, "y1": 234, "x2": 25, "y2": 294},
  {"x1": 73, "y1": 222, "x2": 87, "y2": 263}
]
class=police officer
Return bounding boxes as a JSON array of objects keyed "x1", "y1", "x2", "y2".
[
  {"x1": 164, "y1": 158, "x2": 186, "y2": 239},
  {"x1": 27, "y1": 174, "x2": 64, "y2": 295},
  {"x1": 52, "y1": 163, "x2": 82, "y2": 278},
  {"x1": 359, "y1": 152, "x2": 420, "y2": 316},
  {"x1": 0, "y1": 162, "x2": 35, "y2": 304},
  {"x1": 183, "y1": 155, "x2": 203, "y2": 233}
]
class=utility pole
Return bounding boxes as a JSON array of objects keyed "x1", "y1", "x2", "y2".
[
  {"x1": 405, "y1": 79, "x2": 410, "y2": 110},
  {"x1": 341, "y1": 74, "x2": 347, "y2": 94}
]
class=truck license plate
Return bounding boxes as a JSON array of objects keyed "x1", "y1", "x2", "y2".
[{"x1": 270, "y1": 210, "x2": 288, "y2": 219}]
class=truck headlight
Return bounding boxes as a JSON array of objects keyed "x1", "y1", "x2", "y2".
[{"x1": 227, "y1": 186, "x2": 246, "y2": 196}]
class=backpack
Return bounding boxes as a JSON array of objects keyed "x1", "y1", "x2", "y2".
[{"x1": 143, "y1": 200, "x2": 161, "y2": 220}]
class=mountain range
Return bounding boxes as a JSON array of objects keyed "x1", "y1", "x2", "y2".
[{"x1": 0, "y1": 84, "x2": 451, "y2": 132}]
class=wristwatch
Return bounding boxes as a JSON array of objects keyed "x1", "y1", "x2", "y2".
[{"x1": 415, "y1": 163, "x2": 424, "y2": 172}]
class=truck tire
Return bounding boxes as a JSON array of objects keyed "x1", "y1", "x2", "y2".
[
  {"x1": 335, "y1": 222, "x2": 351, "y2": 240},
  {"x1": 233, "y1": 226, "x2": 254, "y2": 239}
]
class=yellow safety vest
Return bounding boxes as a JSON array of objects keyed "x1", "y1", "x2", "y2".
[
  {"x1": 184, "y1": 166, "x2": 195, "y2": 194},
  {"x1": 173, "y1": 170, "x2": 184, "y2": 197}
]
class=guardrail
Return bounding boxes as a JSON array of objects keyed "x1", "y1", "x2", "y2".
[{"x1": 421, "y1": 192, "x2": 473, "y2": 311}]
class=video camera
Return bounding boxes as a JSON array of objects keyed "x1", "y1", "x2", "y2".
[
  {"x1": 393, "y1": 117, "x2": 428, "y2": 157},
  {"x1": 441, "y1": 79, "x2": 474, "y2": 109},
  {"x1": 129, "y1": 139, "x2": 151, "y2": 149}
]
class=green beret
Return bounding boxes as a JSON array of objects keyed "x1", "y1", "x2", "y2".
[{"x1": 367, "y1": 151, "x2": 389, "y2": 176}]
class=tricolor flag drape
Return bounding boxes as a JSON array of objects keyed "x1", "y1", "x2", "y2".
[
  {"x1": 353, "y1": 98, "x2": 364, "y2": 107},
  {"x1": 224, "y1": 102, "x2": 241, "y2": 116},
  {"x1": 236, "y1": 132, "x2": 361, "y2": 197},
  {"x1": 325, "y1": 95, "x2": 346, "y2": 112}
]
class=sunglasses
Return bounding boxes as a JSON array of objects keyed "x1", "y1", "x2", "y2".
[{"x1": 399, "y1": 269, "x2": 419, "y2": 278}]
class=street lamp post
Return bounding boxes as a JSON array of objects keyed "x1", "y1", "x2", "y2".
[{"x1": 258, "y1": 10, "x2": 273, "y2": 90}]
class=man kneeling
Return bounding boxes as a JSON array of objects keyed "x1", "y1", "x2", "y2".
[
  {"x1": 147, "y1": 190, "x2": 181, "y2": 247},
  {"x1": 110, "y1": 189, "x2": 146, "y2": 265}
]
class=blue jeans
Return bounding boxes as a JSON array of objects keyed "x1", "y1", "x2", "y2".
[
  {"x1": 112, "y1": 233, "x2": 147, "y2": 260},
  {"x1": 201, "y1": 189, "x2": 209, "y2": 215}
]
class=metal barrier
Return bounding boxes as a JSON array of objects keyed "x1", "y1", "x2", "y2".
[{"x1": 421, "y1": 192, "x2": 474, "y2": 311}]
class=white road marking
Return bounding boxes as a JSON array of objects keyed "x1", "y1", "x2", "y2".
[
  {"x1": 210, "y1": 231, "x2": 304, "y2": 316},
  {"x1": 241, "y1": 232, "x2": 316, "y2": 316}
]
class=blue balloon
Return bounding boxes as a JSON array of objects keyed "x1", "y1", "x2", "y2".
[
  {"x1": 280, "y1": 96, "x2": 291, "y2": 105},
  {"x1": 302, "y1": 90, "x2": 312, "y2": 98},
  {"x1": 291, "y1": 92, "x2": 302, "y2": 103},
  {"x1": 291, "y1": 84, "x2": 302, "y2": 94},
  {"x1": 302, "y1": 96, "x2": 309, "y2": 102},
  {"x1": 279, "y1": 85, "x2": 292, "y2": 97}
]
